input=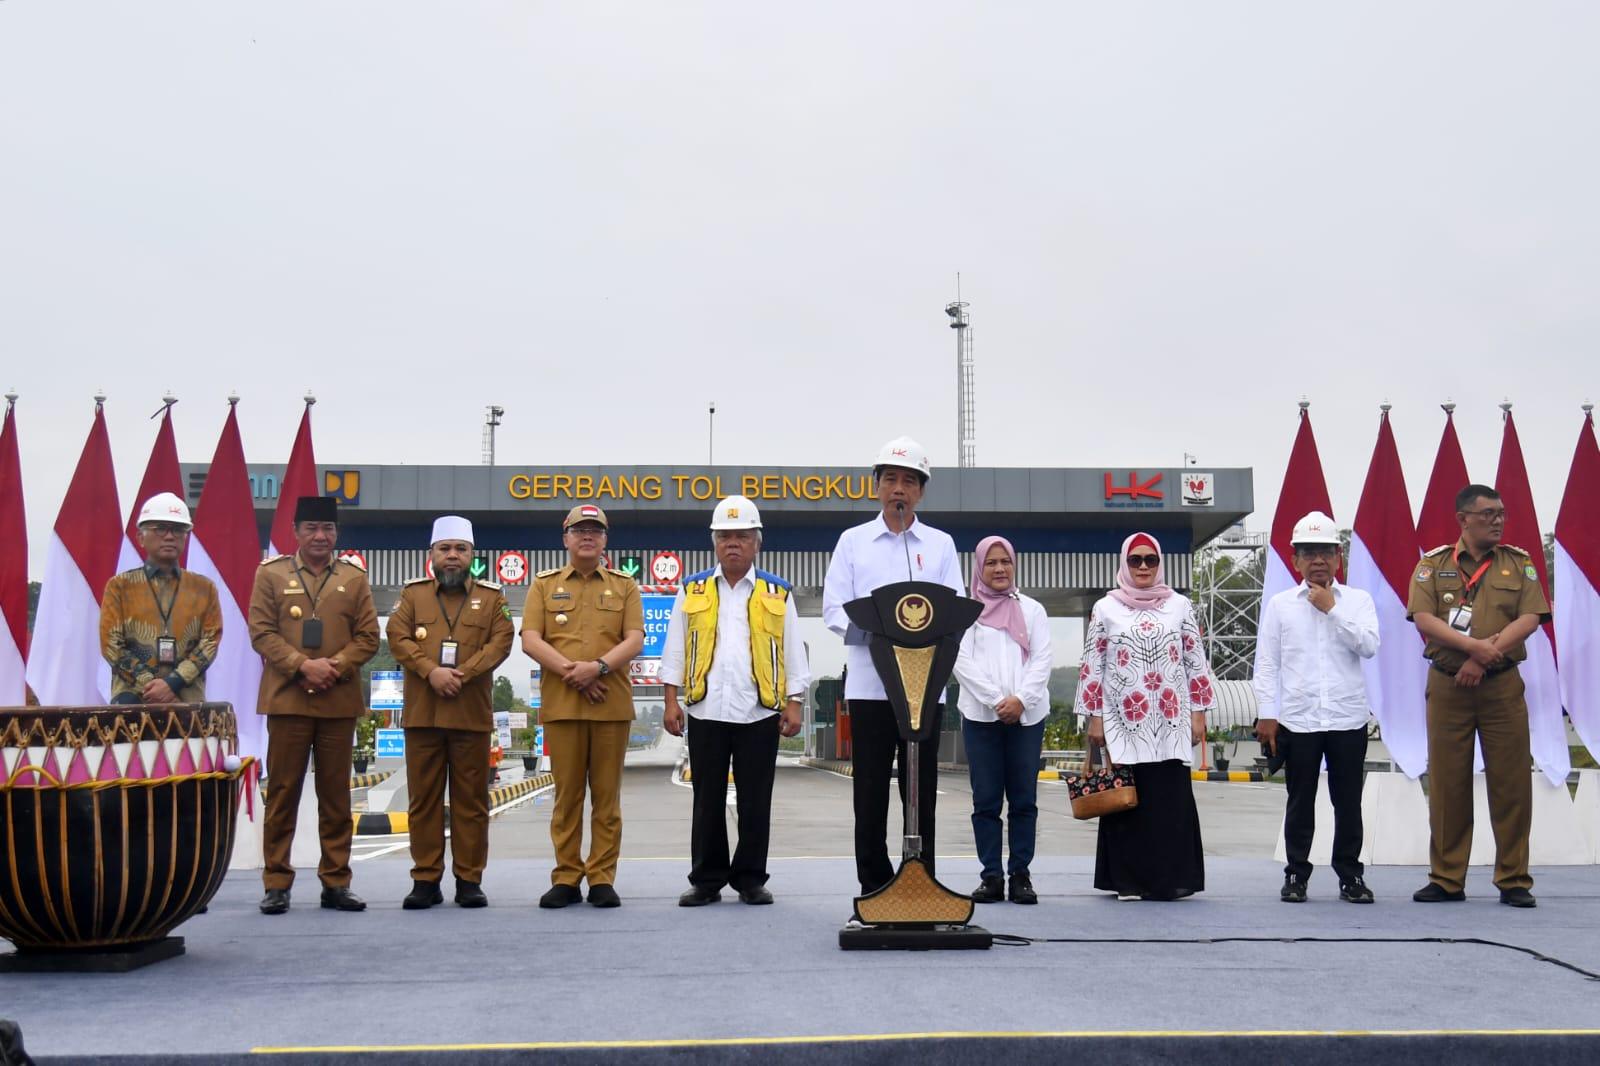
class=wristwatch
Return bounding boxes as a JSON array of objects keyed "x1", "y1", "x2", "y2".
[{"x1": 595, "y1": 659, "x2": 611, "y2": 677}]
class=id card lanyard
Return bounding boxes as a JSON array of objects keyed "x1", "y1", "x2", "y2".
[
  {"x1": 145, "y1": 569, "x2": 181, "y2": 666},
  {"x1": 1451, "y1": 544, "x2": 1494, "y2": 605},
  {"x1": 292, "y1": 559, "x2": 334, "y2": 649},
  {"x1": 436, "y1": 586, "x2": 468, "y2": 668}
]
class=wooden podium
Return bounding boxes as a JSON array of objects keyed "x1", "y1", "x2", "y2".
[{"x1": 838, "y1": 581, "x2": 992, "y2": 950}]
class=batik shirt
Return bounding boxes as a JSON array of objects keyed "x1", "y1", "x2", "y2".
[
  {"x1": 1079, "y1": 593, "x2": 1216, "y2": 766},
  {"x1": 100, "y1": 563, "x2": 223, "y2": 702}
]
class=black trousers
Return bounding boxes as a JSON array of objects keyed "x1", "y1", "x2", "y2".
[
  {"x1": 1281, "y1": 725, "x2": 1368, "y2": 884},
  {"x1": 849, "y1": 699, "x2": 939, "y2": 894},
  {"x1": 686, "y1": 714, "x2": 780, "y2": 892}
]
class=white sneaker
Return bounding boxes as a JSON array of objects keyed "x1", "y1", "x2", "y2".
[{"x1": 1116, "y1": 893, "x2": 1140, "y2": 902}]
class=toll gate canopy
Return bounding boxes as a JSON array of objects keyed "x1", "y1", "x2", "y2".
[{"x1": 179, "y1": 463, "x2": 1253, "y2": 617}]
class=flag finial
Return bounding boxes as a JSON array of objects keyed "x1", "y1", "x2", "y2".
[
  {"x1": 1441, "y1": 401, "x2": 1455, "y2": 415},
  {"x1": 1380, "y1": 400, "x2": 1392, "y2": 415},
  {"x1": 1298, "y1": 396, "x2": 1310, "y2": 412},
  {"x1": 94, "y1": 391, "x2": 106, "y2": 411},
  {"x1": 1584, "y1": 401, "x2": 1594, "y2": 416},
  {"x1": 4, "y1": 390, "x2": 15, "y2": 410},
  {"x1": 227, "y1": 393, "x2": 240, "y2": 407},
  {"x1": 303, "y1": 391, "x2": 317, "y2": 407},
  {"x1": 1500, "y1": 400, "x2": 1513, "y2": 417},
  {"x1": 150, "y1": 393, "x2": 178, "y2": 419}
]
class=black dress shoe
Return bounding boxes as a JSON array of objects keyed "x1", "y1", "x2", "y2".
[
  {"x1": 403, "y1": 880, "x2": 444, "y2": 910},
  {"x1": 455, "y1": 880, "x2": 488, "y2": 908},
  {"x1": 320, "y1": 886, "x2": 367, "y2": 911},
  {"x1": 679, "y1": 885, "x2": 722, "y2": 907},
  {"x1": 259, "y1": 888, "x2": 290, "y2": 915},
  {"x1": 737, "y1": 885, "x2": 774, "y2": 905},
  {"x1": 1413, "y1": 882, "x2": 1466, "y2": 903},
  {"x1": 1500, "y1": 887, "x2": 1537, "y2": 908},
  {"x1": 538, "y1": 883, "x2": 584, "y2": 909},
  {"x1": 1009, "y1": 874, "x2": 1038, "y2": 905},
  {"x1": 587, "y1": 883, "x2": 622, "y2": 908},
  {"x1": 971, "y1": 877, "x2": 1005, "y2": 903}
]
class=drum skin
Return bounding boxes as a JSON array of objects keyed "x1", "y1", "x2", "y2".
[{"x1": 0, "y1": 704, "x2": 247, "y2": 952}]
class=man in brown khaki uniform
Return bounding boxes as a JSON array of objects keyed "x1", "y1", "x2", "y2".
[
  {"x1": 1407, "y1": 484, "x2": 1551, "y2": 908},
  {"x1": 249, "y1": 496, "x2": 380, "y2": 915},
  {"x1": 387, "y1": 516, "x2": 514, "y2": 910},
  {"x1": 521, "y1": 504, "x2": 643, "y2": 908}
]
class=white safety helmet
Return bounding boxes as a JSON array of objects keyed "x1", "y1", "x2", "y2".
[
  {"x1": 1290, "y1": 510, "x2": 1340, "y2": 547},
  {"x1": 137, "y1": 492, "x2": 193, "y2": 529},
  {"x1": 872, "y1": 436, "x2": 932, "y2": 481},
  {"x1": 710, "y1": 495, "x2": 762, "y2": 530}
]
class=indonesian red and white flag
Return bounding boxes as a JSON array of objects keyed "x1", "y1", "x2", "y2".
[
  {"x1": 1347, "y1": 407, "x2": 1427, "y2": 777},
  {"x1": 0, "y1": 399, "x2": 27, "y2": 705},
  {"x1": 188, "y1": 403, "x2": 267, "y2": 763},
  {"x1": 1254, "y1": 403, "x2": 1337, "y2": 678},
  {"x1": 269, "y1": 401, "x2": 318, "y2": 557},
  {"x1": 117, "y1": 401, "x2": 186, "y2": 575},
  {"x1": 1554, "y1": 408, "x2": 1600, "y2": 763},
  {"x1": 25, "y1": 403, "x2": 123, "y2": 705},
  {"x1": 1496, "y1": 406, "x2": 1567, "y2": 787},
  {"x1": 1417, "y1": 405, "x2": 1471, "y2": 554}
]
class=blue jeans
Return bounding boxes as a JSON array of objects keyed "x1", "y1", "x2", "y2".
[{"x1": 962, "y1": 717, "x2": 1046, "y2": 880}]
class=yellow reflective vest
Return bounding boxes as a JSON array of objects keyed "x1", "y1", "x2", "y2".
[{"x1": 680, "y1": 568, "x2": 791, "y2": 710}]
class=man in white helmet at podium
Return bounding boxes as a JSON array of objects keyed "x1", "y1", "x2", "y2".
[
  {"x1": 822, "y1": 437, "x2": 963, "y2": 895},
  {"x1": 661, "y1": 495, "x2": 808, "y2": 907}
]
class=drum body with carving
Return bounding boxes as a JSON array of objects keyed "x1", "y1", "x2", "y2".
[{"x1": 0, "y1": 703, "x2": 246, "y2": 952}]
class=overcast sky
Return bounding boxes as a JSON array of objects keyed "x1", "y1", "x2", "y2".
[{"x1": 5, "y1": 1, "x2": 1597, "y2": 600}]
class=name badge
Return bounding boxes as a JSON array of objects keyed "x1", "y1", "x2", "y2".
[
  {"x1": 440, "y1": 641, "x2": 459, "y2": 668},
  {"x1": 157, "y1": 637, "x2": 177, "y2": 665},
  {"x1": 302, "y1": 618, "x2": 324, "y2": 649}
]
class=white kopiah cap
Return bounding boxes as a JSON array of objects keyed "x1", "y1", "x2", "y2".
[{"x1": 430, "y1": 515, "x2": 475, "y2": 546}]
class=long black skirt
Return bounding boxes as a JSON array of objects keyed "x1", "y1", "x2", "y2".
[{"x1": 1093, "y1": 759, "x2": 1205, "y2": 899}]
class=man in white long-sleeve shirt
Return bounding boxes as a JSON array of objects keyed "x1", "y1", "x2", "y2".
[
  {"x1": 661, "y1": 496, "x2": 809, "y2": 906},
  {"x1": 1254, "y1": 511, "x2": 1381, "y2": 904},
  {"x1": 821, "y1": 437, "x2": 964, "y2": 895}
]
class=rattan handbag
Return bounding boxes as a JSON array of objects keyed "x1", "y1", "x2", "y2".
[{"x1": 1065, "y1": 751, "x2": 1138, "y2": 820}]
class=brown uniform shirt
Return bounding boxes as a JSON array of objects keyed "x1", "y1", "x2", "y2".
[
  {"x1": 249, "y1": 552, "x2": 380, "y2": 718},
  {"x1": 523, "y1": 564, "x2": 643, "y2": 723},
  {"x1": 386, "y1": 576, "x2": 515, "y2": 732},
  {"x1": 1406, "y1": 539, "x2": 1552, "y2": 675}
]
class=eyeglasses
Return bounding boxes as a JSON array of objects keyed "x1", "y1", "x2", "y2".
[
  {"x1": 142, "y1": 523, "x2": 188, "y2": 537},
  {"x1": 565, "y1": 526, "x2": 606, "y2": 538},
  {"x1": 1294, "y1": 545, "x2": 1339, "y2": 559},
  {"x1": 1127, "y1": 554, "x2": 1160, "y2": 569},
  {"x1": 1462, "y1": 508, "x2": 1506, "y2": 522}
]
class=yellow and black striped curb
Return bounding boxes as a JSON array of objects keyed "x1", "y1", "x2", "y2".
[
  {"x1": 351, "y1": 772, "x2": 556, "y2": 836},
  {"x1": 800, "y1": 757, "x2": 853, "y2": 777},
  {"x1": 1193, "y1": 770, "x2": 1265, "y2": 782},
  {"x1": 262, "y1": 769, "x2": 393, "y2": 802}
]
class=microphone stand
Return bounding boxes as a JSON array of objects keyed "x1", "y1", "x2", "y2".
[{"x1": 895, "y1": 501, "x2": 921, "y2": 863}]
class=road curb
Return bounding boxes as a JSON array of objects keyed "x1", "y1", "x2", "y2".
[
  {"x1": 350, "y1": 770, "x2": 393, "y2": 790},
  {"x1": 351, "y1": 772, "x2": 555, "y2": 836},
  {"x1": 800, "y1": 757, "x2": 853, "y2": 777},
  {"x1": 1193, "y1": 770, "x2": 1266, "y2": 782}
]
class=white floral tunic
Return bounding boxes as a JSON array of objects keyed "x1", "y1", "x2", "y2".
[{"x1": 1079, "y1": 594, "x2": 1217, "y2": 767}]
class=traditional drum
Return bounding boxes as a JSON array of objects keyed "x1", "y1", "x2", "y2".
[{"x1": 0, "y1": 703, "x2": 251, "y2": 970}]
